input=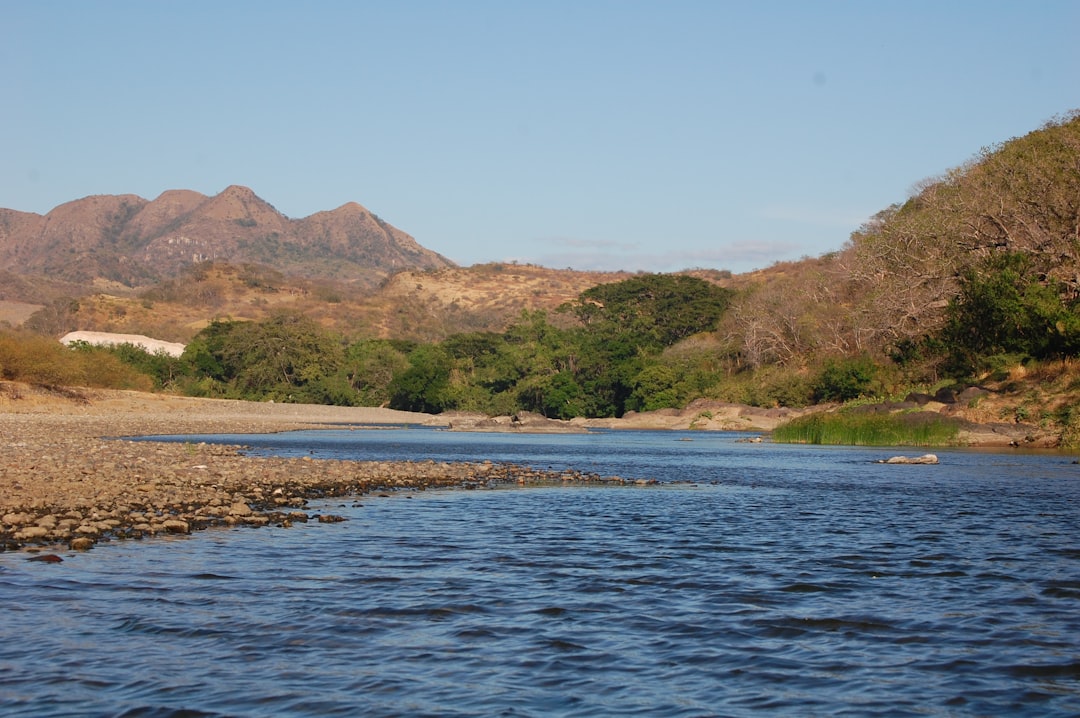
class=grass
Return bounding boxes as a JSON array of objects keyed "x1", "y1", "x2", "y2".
[{"x1": 772, "y1": 410, "x2": 961, "y2": 446}]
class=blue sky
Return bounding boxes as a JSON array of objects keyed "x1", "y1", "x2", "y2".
[{"x1": 2, "y1": 1, "x2": 1077, "y2": 273}]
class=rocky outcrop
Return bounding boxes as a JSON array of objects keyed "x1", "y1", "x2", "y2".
[
  {"x1": 581, "y1": 400, "x2": 805, "y2": 432},
  {"x1": 444, "y1": 411, "x2": 587, "y2": 433}
]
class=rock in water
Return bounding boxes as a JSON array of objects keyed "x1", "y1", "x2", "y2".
[
  {"x1": 26, "y1": 554, "x2": 63, "y2": 563},
  {"x1": 879, "y1": 454, "x2": 939, "y2": 465}
]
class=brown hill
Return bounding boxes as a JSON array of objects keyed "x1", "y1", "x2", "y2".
[
  {"x1": 0, "y1": 186, "x2": 454, "y2": 291},
  {"x1": 11, "y1": 262, "x2": 635, "y2": 343}
]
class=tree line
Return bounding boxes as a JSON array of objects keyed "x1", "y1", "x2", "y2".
[
  {"x1": 5, "y1": 112, "x2": 1079, "y2": 418},
  {"x1": 133, "y1": 274, "x2": 737, "y2": 418}
]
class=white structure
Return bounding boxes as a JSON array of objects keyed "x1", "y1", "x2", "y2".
[{"x1": 60, "y1": 331, "x2": 186, "y2": 358}]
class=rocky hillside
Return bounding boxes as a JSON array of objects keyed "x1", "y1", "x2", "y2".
[{"x1": 0, "y1": 186, "x2": 454, "y2": 291}]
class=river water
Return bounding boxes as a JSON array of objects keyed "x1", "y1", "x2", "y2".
[{"x1": 1, "y1": 428, "x2": 1078, "y2": 716}]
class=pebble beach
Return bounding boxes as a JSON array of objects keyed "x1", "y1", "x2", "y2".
[{"x1": 0, "y1": 385, "x2": 631, "y2": 555}]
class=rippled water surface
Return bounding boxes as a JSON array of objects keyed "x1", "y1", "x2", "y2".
[{"x1": 2, "y1": 429, "x2": 1079, "y2": 716}]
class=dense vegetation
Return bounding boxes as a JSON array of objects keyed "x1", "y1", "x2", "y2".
[
  {"x1": 4, "y1": 111, "x2": 1080, "y2": 443},
  {"x1": 134, "y1": 274, "x2": 736, "y2": 418}
]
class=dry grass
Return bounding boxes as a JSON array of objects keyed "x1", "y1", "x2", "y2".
[{"x1": 23, "y1": 262, "x2": 636, "y2": 343}]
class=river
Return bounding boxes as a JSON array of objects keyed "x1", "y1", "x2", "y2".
[{"x1": 1, "y1": 428, "x2": 1078, "y2": 716}]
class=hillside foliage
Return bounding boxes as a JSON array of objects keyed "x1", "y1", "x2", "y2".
[{"x1": 5, "y1": 111, "x2": 1080, "y2": 439}]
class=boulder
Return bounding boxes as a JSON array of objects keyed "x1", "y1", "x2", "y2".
[{"x1": 878, "y1": 454, "x2": 939, "y2": 465}]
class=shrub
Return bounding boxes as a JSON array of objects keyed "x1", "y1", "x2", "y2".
[
  {"x1": 812, "y1": 357, "x2": 880, "y2": 403},
  {"x1": 0, "y1": 330, "x2": 153, "y2": 390}
]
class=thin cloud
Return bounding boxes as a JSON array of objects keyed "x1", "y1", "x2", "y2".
[
  {"x1": 537, "y1": 236, "x2": 642, "y2": 252},
  {"x1": 512, "y1": 239, "x2": 807, "y2": 273}
]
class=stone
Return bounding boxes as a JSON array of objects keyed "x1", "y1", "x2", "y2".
[
  {"x1": 14, "y1": 526, "x2": 49, "y2": 540},
  {"x1": 3, "y1": 512, "x2": 33, "y2": 526},
  {"x1": 879, "y1": 454, "x2": 939, "y2": 465},
  {"x1": 317, "y1": 514, "x2": 346, "y2": 523},
  {"x1": 162, "y1": 519, "x2": 190, "y2": 534},
  {"x1": 957, "y1": 386, "x2": 990, "y2": 404},
  {"x1": 228, "y1": 502, "x2": 253, "y2": 516},
  {"x1": 70, "y1": 537, "x2": 95, "y2": 551},
  {"x1": 933, "y1": 387, "x2": 957, "y2": 404}
]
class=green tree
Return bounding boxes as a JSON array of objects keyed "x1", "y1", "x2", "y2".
[
  {"x1": 388, "y1": 344, "x2": 453, "y2": 413},
  {"x1": 942, "y1": 252, "x2": 1080, "y2": 371},
  {"x1": 563, "y1": 274, "x2": 733, "y2": 350},
  {"x1": 628, "y1": 364, "x2": 683, "y2": 412},
  {"x1": 340, "y1": 339, "x2": 411, "y2": 406},
  {"x1": 517, "y1": 371, "x2": 588, "y2": 419},
  {"x1": 812, "y1": 356, "x2": 880, "y2": 403},
  {"x1": 181, "y1": 314, "x2": 344, "y2": 401}
]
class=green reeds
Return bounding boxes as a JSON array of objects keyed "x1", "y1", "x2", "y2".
[{"x1": 772, "y1": 411, "x2": 960, "y2": 446}]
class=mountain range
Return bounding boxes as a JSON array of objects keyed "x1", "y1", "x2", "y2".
[{"x1": 0, "y1": 186, "x2": 454, "y2": 295}]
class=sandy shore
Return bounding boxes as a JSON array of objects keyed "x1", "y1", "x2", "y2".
[{"x1": 0, "y1": 385, "x2": 638, "y2": 555}]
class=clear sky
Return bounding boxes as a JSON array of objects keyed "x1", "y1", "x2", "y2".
[{"x1": 2, "y1": 1, "x2": 1077, "y2": 273}]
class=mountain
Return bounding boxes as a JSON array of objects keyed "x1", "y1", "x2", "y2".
[{"x1": 0, "y1": 186, "x2": 454, "y2": 292}]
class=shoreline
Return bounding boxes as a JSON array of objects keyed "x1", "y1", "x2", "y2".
[
  {"x1": 0, "y1": 383, "x2": 1059, "y2": 555},
  {"x1": 0, "y1": 385, "x2": 643, "y2": 555}
]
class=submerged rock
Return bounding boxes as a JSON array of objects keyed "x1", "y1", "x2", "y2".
[
  {"x1": 26, "y1": 554, "x2": 63, "y2": 563},
  {"x1": 878, "y1": 454, "x2": 939, "y2": 465}
]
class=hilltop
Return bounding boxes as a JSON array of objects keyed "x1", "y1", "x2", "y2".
[
  {"x1": 0, "y1": 187, "x2": 639, "y2": 343},
  {"x1": 0, "y1": 185, "x2": 453, "y2": 297}
]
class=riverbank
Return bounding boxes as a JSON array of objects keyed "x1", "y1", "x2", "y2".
[
  {"x1": 0, "y1": 384, "x2": 637, "y2": 554},
  {"x1": 0, "y1": 381, "x2": 1058, "y2": 554}
]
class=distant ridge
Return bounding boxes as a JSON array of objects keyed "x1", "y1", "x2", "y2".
[{"x1": 0, "y1": 186, "x2": 454, "y2": 290}]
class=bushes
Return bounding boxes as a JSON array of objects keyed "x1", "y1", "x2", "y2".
[
  {"x1": 0, "y1": 330, "x2": 153, "y2": 390},
  {"x1": 708, "y1": 365, "x2": 814, "y2": 408},
  {"x1": 811, "y1": 356, "x2": 881, "y2": 403}
]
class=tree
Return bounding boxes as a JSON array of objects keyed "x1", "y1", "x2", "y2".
[
  {"x1": 563, "y1": 274, "x2": 733, "y2": 350},
  {"x1": 841, "y1": 111, "x2": 1080, "y2": 353},
  {"x1": 629, "y1": 364, "x2": 684, "y2": 412},
  {"x1": 942, "y1": 252, "x2": 1080, "y2": 371},
  {"x1": 181, "y1": 314, "x2": 344, "y2": 401},
  {"x1": 23, "y1": 297, "x2": 81, "y2": 337},
  {"x1": 341, "y1": 339, "x2": 411, "y2": 406},
  {"x1": 387, "y1": 344, "x2": 453, "y2": 413},
  {"x1": 811, "y1": 356, "x2": 880, "y2": 403}
]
